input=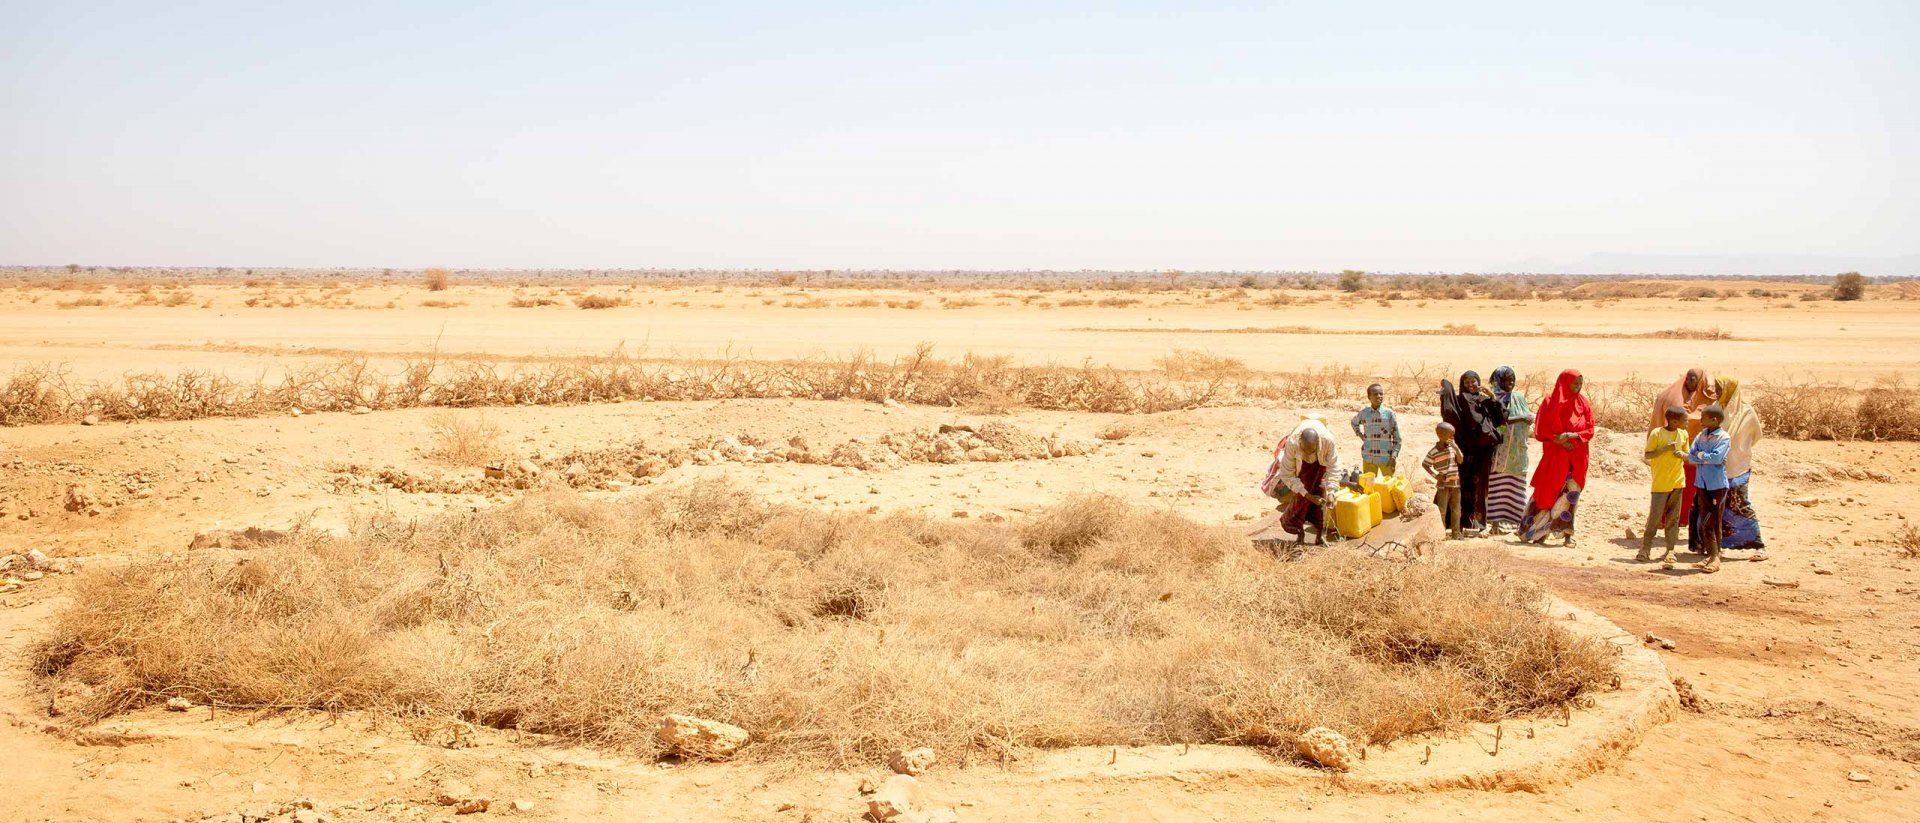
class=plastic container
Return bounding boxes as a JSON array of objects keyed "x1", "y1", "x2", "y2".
[
  {"x1": 1334, "y1": 490, "x2": 1374, "y2": 539},
  {"x1": 1366, "y1": 490, "x2": 1384, "y2": 526},
  {"x1": 1360, "y1": 473, "x2": 1407, "y2": 515}
]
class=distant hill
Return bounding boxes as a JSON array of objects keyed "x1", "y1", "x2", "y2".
[{"x1": 1489, "y1": 253, "x2": 1920, "y2": 277}]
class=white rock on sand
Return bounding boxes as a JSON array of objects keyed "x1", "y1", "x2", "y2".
[
  {"x1": 866, "y1": 774, "x2": 926, "y2": 821},
  {"x1": 1294, "y1": 726, "x2": 1357, "y2": 771},
  {"x1": 888, "y1": 747, "x2": 938, "y2": 776},
  {"x1": 657, "y1": 714, "x2": 749, "y2": 760}
]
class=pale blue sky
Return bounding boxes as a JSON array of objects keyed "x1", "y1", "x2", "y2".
[{"x1": 2, "y1": 1, "x2": 1914, "y2": 272}]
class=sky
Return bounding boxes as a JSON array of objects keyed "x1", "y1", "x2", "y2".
[{"x1": 2, "y1": 1, "x2": 1915, "y2": 273}]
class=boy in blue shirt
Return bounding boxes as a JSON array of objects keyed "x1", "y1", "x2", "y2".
[{"x1": 1685, "y1": 404, "x2": 1731, "y2": 573}]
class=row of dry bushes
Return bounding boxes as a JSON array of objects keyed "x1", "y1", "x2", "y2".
[
  {"x1": 3, "y1": 347, "x2": 1916, "y2": 440},
  {"x1": 32, "y1": 486, "x2": 1615, "y2": 764}
]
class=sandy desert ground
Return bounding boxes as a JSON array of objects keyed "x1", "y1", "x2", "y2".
[{"x1": 3, "y1": 275, "x2": 1919, "y2": 822}]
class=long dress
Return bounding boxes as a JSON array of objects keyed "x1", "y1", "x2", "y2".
[
  {"x1": 1521, "y1": 370, "x2": 1594, "y2": 543},
  {"x1": 1441, "y1": 374, "x2": 1506, "y2": 529},
  {"x1": 1487, "y1": 374, "x2": 1531, "y2": 528},
  {"x1": 1717, "y1": 377, "x2": 1766, "y2": 551}
]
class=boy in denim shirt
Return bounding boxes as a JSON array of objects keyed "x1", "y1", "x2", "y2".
[{"x1": 1685, "y1": 405, "x2": 1731, "y2": 573}]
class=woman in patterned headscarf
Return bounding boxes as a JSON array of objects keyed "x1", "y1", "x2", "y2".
[
  {"x1": 1485, "y1": 366, "x2": 1533, "y2": 534},
  {"x1": 1699, "y1": 376, "x2": 1767, "y2": 561},
  {"x1": 1520, "y1": 370, "x2": 1594, "y2": 547}
]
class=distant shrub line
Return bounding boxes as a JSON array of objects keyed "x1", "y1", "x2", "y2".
[{"x1": 2, "y1": 346, "x2": 1915, "y2": 441}]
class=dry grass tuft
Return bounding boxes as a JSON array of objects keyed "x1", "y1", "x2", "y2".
[
  {"x1": 423, "y1": 268, "x2": 451, "y2": 292},
  {"x1": 424, "y1": 410, "x2": 504, "y2": 466},
  {"x1": 573, "y1": 294, "x2": 627, "y2": 310},
  {"x1": 32, "y1": 488, "x2": 1613, "y2": 765},
  {"x1": 1895, "y1": 524, "x2": 1920, "y2": 560}
]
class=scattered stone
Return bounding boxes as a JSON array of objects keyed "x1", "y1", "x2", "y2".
[
  {"x1": 1788, "y1": 496, "x2": 1820, "y2": 507},
  {"x1": 63, "y1": 484, "x2": 101, "y2": 515},
  {"x1": 189, "y1": 527, "x2": 289, "y2": 550},
  {"x1": 1762, "y1": 577, "x2": 1801, "y2": 589},
  {"x1": 292, "y1": 809, "x2": 325, "y2": 823},
  {"x1": 21, "y1": 571, "x2": 44, "y2": 582},
  {"x1": 1293, "y1": 726, "x2": 1356, "y2": 771},
  {"x1": 888, "y1": 747, "x2": 938, "y2": 776},
  {"x1": 484, "y1": 465, "x2": 507, "y2": 480},
  {"x1": 1623, "y1": 527, "x2": 1637, "y2": 540},
  {"x1": 1672, "y1": 677, "x2": 1707, "y2": 712},
  {"x1": 517, "y1": 459, "x2": 541, "y2": 477},
  {"x1": 866, "y1": 774, "x2": 925, "y2": 821},
  {"x1": 657, "y1": 714, "x2": 749, "y2": 760},
  {"x1": 435, "y1": 779, "x2": 490, "y2": 813},
  {"x1": 858, "y1": 777, "x2": 878, "y2": 795},
  {"x1": 510, "y1": 799, "x2": 535, "y2": 812},
  {"x1": 28, "y1": 548, "x2": 52, "y2": 568},
  {"x1": 1813, "y1": 567, "x2": 1834, "y2": 576},
  {"x1": 81, "y1": 414, "x2": 100, "y2": 426},
  {"x1": 1848, "y1": 771, "x2": 1871, "y2": 783},
  {"x1": 165, "y1": 697, "x2": 193, "y2": 712},
  {"x1": 351, "y1": 405, "x2": 372, "y2": 415}
]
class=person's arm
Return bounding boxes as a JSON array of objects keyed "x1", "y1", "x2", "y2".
[
  {"x1": 1486, "y1": 398, "x2": 1508, "y2": 428},
  {"x1": 1689, "y1": 437, "x2": 1728, "y2": 466},
  {"x1": 1386, "y1": 410, "x2": 1402, "y2": 456},
  {"x1": 1643, "y1": 432, "x2": 1663, "y2": 462},
  {"x1": 1350, "y1": 411, "x2": 1365, "y2": 438}
]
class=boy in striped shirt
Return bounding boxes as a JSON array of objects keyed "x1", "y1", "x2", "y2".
[{"x1": 1423, "y1": 422, "x2": 1465, "y2": 539}]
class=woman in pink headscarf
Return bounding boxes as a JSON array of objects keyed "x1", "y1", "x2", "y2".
[
  {"x1": 1649, "y1": 367, "x2": 1716, "y2": 522},
  {"x1": 1520, "y1": 370, "x2": 1595, "y2": 547}
]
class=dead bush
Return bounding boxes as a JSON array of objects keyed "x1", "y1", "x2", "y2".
[
  {"x1": 425, "y1": 410, "x2": 504, "y2": 466},
  {"x1": 573, "y1": 294, "x2": 627, "y2": 310},
  {"x1": 1894, "y1": 524, "x2": 1920, "y2": 559},
  {"x1": 32, "y1": 489, "x2": 1613, "y2": 764},
  {"x1": 423, "y1": 268, "x2": 451, "y2": 291}
]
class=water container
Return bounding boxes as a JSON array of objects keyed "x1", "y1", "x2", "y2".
[{"x1": 1334, "y1": 490, "x2": 1373, "y2": 539}]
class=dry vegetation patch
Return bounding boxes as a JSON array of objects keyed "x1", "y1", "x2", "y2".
[{"x1": 32, "y1": 487, "x2": 1614, "y2": 766}]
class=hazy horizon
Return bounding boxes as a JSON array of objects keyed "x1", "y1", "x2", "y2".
[{"x1": 4, "y1": 2, "x2": 1915, "y2": 274}]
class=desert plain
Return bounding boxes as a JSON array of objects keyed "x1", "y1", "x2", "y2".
[{"x1": 2, "y1": 271, "x2": 1919, "y2": 822}]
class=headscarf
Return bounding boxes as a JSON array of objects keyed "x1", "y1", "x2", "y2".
[
  {"x1": 1452, "y1": 370, "x2": 1502, "y2": 451},
  {"x1": 1715, "y1": 376, "x2": 1762, "y2": 479},
  {"x1": 1649, "y1": 367, "x2": 1716, "y2": 434},
  {"x1": 1438, "y1": 379, "x2": 1463, "y2": 431},
  {"x1": 1530, "y1": 369, "x2": 1594, "y2": 504},
  {"x1": 1491, "y1": 366, "x2": 1517, "y2": 406}
]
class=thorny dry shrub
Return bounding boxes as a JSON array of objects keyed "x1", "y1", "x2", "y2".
[
  {"x1": 31, "y1": 486, "x2": 1613, "y2": 766},
  {"x1": 424, "y1": 410, "x2": 504, "y2": 466},
  {"x1": 1895, "y1": 524, "x2": 1920, "y2": 560},
  {"x1": 422, "y1": 268, "x2": 451, "y2": 292},
  {"x1": 4, "y1": 347, "x2": 1917, "y2": 442},
  {"x1": 573, "y1": 294, "x2": 627, "y2": 310}
]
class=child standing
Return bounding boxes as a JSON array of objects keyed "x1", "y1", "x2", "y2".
[
  {"x1": 1423, "y1": 422, "x2": 1465, "y2": 539},
  {"x1": 1686, "y1": 405, "x2": 1732, "y2": 573},
  {"x1": 1639, "y1": 405, "x2": 1692, "y2": 564},
  {"x1": 1350, "y1": 383, "x2": 1402, "y2": 476}
]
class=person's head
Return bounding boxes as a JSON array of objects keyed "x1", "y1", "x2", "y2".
[
  {"x1": 1493, "y1": 367, "x2": 1516, "y2": 392},
  {"x1": 1715, "y1": 376, "x2": 1740, "y2": 406},
  {"x1": 1571, "y1": 373, "x2": 1585, "y2": 394},
  {"x1": 1366, "y1": 383, "x2": 1384, "y2": 408},
  {"x1": 1701, "y1": 404, "x2": 1725, "y2": 430},
  {"x1": 1298, "y1": 427, "x2": 1321, "y2": 462},
  {"x1": 1435, "y1": 421, "x2": 1455, "y2": 443},
  {"x1": 1460, "y1": 371, "x2": 1482, "y2": 394},
  {"x1": 1683, "y1": 369, "x2": 1702, "y2": 394},
  {"x1": 1663, "y1": 405, "x2": 1686, "y2": 429}
]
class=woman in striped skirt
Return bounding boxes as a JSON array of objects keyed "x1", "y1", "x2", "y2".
[{"x1": 1485, "y1": 366, "x2": 1533, "y2": 533}]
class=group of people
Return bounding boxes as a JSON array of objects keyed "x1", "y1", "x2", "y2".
[{"x1": 1262, "y1": 368, "x2": 1767, "y2": 572}]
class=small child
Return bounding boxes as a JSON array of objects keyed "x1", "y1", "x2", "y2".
[
  {"x1": 1686, "y1": 405, "x2": 1732, "y2": 573},
  {"x1": 1350, "y1": 383, "x2": 1403, "y2": 476},
  {"x1": 1423, "y1": 422, "x2": 1465, "y2": 539},
  {"x1": 1639, "y1": 405, "x2": 1692, "y2": 564}
]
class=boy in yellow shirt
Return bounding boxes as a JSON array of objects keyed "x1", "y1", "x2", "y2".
[{"x1": 1638, "y1": 405, "x2": 1692, "y2": 563}]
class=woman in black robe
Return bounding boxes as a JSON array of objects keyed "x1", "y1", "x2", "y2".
[{"x1": 1440, "y1": 371, "x2": 1506, "y2": 533}]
